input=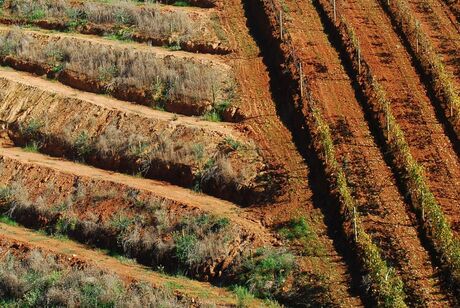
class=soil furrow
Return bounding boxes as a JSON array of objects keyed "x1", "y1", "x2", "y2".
[
  {"x1": 338, "y1": 0, "x2": 460, "y2": 239},
  {"x1": 441, "y1": 0, "x2": 460, "y2": 23},
  {"x1": 217, "y1": 0, "x2": 364, "y2": 305},
  {"x1": 281, "y1": 0, "x2": 450, "y2": 306},
  {"x1": 405, "y1": 0, "x2": 460, "y2": 99},
  {"x1": 1, "y1": 0, "x2": 457, "y2": 303},
  {"x1": 242, "y1": 0, "x2": 408, "y2": 305}
]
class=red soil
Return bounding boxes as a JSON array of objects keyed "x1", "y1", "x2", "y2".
[
  {"x1": 337, "y1": 0, "x2": 460, "y2": 239},
  {"x1": 281, "y1": 0, "x2": 451, "y2": 305},
  {"x1": 0, "y1": 0, "x2": 458, "y2": 304},
  {"x1": 405, "y1": 0, "x2": 460, "y2": 106},
  {"x1": 218, "y1": 0, "x2": 364, "y2": 305}
]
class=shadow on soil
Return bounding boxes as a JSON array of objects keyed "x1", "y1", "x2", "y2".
[
  {"x1": 241, "y1": 0, "x2": 368, "y2": 305},
  {"x1": 311, "y1": 0, "x2": 460, "y2": 303}
]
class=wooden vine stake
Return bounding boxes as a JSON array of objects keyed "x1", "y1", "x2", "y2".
[
  {"x1": 386, "y1": 102, "x2": 391, "y2": 141},
  {"x1": 353, "y1": 207, "x2": 358, "y2": 242},
  {"x1": 421, "y1": 204, "x2": 425, "y2": 222},
  {"x1": 333, "y1": 0, "x2": 337, "y2": 23},
  {"x1": 421, "y1": 190, "x2": 425, "y2": 222},
  {"x1": 211, "y1": 83, "x2": 216, "y2": 106},
  {"x1": 280, "y1": 9, "x2": 283, "y2": 40},
  {"x1": 300, "y1": 63, "x2": 304, "y2": 99},
  {"x1": 357, "y1": 43, "x2": 361, "y2": 75}
]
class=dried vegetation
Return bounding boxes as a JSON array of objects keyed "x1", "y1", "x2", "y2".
[
  {"x1": 0, "y1": 174, "x2": 240, "y2": 279},
  {"x1": 1, "y1": 0, "x2": 229, "y2": 53},
  {"x1": 0, "y1": 247, "x2": 189, "y2": 307},
  {"x1": 0, "y1": 26, "x2": 235, "y2": 116},
  {"x1": 0, "y1": 76, "x2": 280, "y2": 205}
]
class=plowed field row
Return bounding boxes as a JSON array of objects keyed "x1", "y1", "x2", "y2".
[{"x1": 279, "y1": 0, "x2": 451, "y2": 305}]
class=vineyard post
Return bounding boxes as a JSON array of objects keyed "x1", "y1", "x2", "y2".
[
  {"x1": 353, "y1": 207, "x2": 358, "y2": 242},
  {"x1": 421, "y1": 190, "x2": 425, "y2": 221},
  {"x1": 280, "y1": 9, "x2": 283, "y2": 40},
  {"x1": 300, "y1": 63, "x2": 304, "y2": 98},
  {"x1": 333, "y1": 0, "x2": 337, "y2": 23},
  {"x1": 386, "y1": 102, "x2": 391, "y2": 141},
  {"x1": 357, "y1": 44, "x2": 361, "y2": 75},
  {"x1": 212, "y1": 83, "x2": 216, "y2": 106}
]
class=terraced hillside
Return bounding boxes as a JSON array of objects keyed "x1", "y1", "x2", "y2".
[
  {"x1": 0, "y1": 0, "x2": 458, "y2": 306},
  {"x1": 0, "y1": 223, "x2": 254, "y2": 307}
]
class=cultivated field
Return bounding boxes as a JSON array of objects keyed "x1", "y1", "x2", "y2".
[{"x1": 0, "y1": 0, "x2": 459, "y2": 307}]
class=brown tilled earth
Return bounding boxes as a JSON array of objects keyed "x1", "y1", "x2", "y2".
[
  {"x1": 218, "y1": 0, "x2": 365, "y2": 305},
  {"x1": 281, "y1": 0, "x2": 450, "y2": 305},
  {"x1": 337, "y1": 0, "x2": 460, "y2": 237},
  {"x1": 406, "y1": 0, "x2": 459, "y2": 83},
  {"x1": 0, "y1": 0, "x2": 459, "y2": 306}
]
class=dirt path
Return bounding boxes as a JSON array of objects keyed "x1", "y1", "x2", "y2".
[
  {"x1": 0, "y1": 222, "x2": 263, "y2": 307},
  {"x1": 281, "y1": 0, "x2": 450, "y2": 305},
  {"x1": 0, "y1": 67, "x2": 238, "y2": 136},
  {"x1": 337, "y1": 0, "x2": 460, "y2": 239},
  {"x1": 0, "y1": 145, "x2": 273, "y2": 241},
  {"x1": 405, "y1": 0, "x2": 460, "y2": 100},
  {"x1": 218, "y1": 0, "x2": 363, "y2": 306}
]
